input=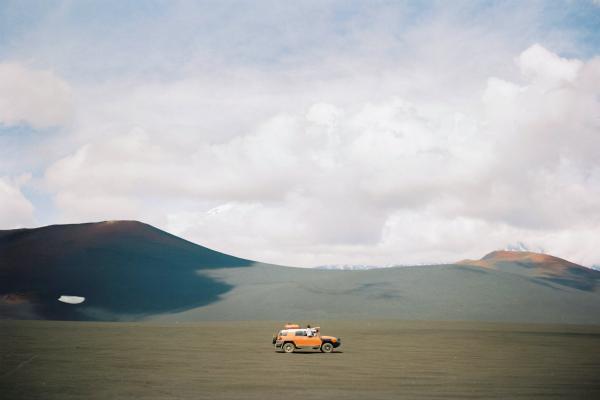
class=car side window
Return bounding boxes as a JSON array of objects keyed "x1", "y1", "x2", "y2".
[{"x1": 295, "y1": 330, "x2": 306, "y2": 336}]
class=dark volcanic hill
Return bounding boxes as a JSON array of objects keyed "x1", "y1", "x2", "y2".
[
  {"x1": 0, "y1": 221, "x2": 254, "y2": 320},
  {"x1": 1, "y1": 221, "x2": 600, "y2": 323}
]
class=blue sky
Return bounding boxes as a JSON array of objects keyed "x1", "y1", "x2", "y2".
[
  {"x1": 1, "y1": 1, "x2": 598, "y2": 77},
  {"x1": 1, "y1": 1, "x2": 599, "y2": 267}
]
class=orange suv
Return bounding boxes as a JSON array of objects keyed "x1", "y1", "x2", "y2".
[{"x1": 272, "y1": 324, "x2": 341, "y2": 353}]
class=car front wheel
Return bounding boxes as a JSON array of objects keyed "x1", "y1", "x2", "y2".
[
  {"x1": 283, "y1": 343, "x2": 295, "y2": 353},
  {"x1": 320, "y1": 342, "x2": 334, "y2": 353}
]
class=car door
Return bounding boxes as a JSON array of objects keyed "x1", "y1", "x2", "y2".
[
  {"x1": 295, "y1": 329, "x2": 320, "y2": 348},
  {"x1": 305, "y1": 330, "x2": 321, "y2": 347},
  {"x1": 292, "y1": 329, "x2": 308, "y2": 347}
]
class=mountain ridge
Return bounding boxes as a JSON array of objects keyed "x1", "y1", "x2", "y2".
[{"x1": 1, "y1": 220, "x2": 599, "y2": 323}]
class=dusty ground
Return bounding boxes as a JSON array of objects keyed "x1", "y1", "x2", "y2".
[{"x1": 1, "y1": 320, "x2": 599, "y2": 399}]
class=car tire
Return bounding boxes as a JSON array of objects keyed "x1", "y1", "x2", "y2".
[
  {"x1": 321, "y1": 342, "x2": 334, "y2": 353},
  {"x1": 283, "y1": 343, "x2": 295, "y2": 353}
]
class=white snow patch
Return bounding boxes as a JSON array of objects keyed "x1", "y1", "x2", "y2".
[{"x1": 58, "y1": 295, "x2": 85, "y2": 304}]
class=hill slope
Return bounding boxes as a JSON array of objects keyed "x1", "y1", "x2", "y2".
[
  {"x1": 0, "y1": 221, "x2": 256, "y2": 320},
  {"x1": 1, "y1": 221, "x2": 599, "y2": 323}
]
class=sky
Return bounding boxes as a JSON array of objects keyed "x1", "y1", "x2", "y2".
[{"x1": 0, "y1": 0, "x2": 599, "y2": 267}]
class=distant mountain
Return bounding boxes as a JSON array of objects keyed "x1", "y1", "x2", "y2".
[
  {"x1": 316, "y1": 264, "x2": 392, "y2": 270},
  {"x1": 316, "y1": 263, "x2": 446, "y2": 270},
  {"x1": 1, "y1": 221, "x2": 599, "y2": 324},
  {"x1": 459, "y1": 250, "x2": 598, "y2": 291}
]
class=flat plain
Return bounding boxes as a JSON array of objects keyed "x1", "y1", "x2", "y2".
[{"x1": 1, "y1": 320, "x2": 599, "y2": 399}]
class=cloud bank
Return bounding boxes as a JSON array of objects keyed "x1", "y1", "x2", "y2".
[
  {"x1": 41, "y1": 44, "x2": 600, "y2": 267},
  {"x1": 0, "y1": 63, "x2": 72, "y2": 128},
  {"x1": 0, "y1": 175, "x2": 34, "y2": 229}
]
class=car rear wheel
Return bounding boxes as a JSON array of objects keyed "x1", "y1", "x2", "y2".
[
  {"x1": 320, "y1": 342, "x2": 334, "y2": 353},
  {"x1": 283, "y1": 343, "x2": 295, "y2": 353}
]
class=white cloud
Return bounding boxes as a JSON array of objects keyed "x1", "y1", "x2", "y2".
[
  {"x1": 0, "y1": 63, "x2": 73, "y2": 128},
  {"x1": 38, "y1": 45, "x2": 600, "y2": 267},
  {"x1": 516, "y1": 44, "x2": 583, "y2": 90},
  {"x1": 0, "y1": 176, "x2": 35, "y2": 228},
  {"x1": 306, "y1": 103, "x2": 343, "y2": 128}
]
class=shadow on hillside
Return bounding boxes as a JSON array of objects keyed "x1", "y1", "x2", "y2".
[
  {"x1": 0, "y1": 222, "x2": 253, "y2": 321},
  {"x1": 542, "y1": 277, "x2": 597, "y2": 292},
  {"x1": 535, "y1": 266, "x2": 599, "y2": 292},
  {"x1": 34, "y1": 265, "x2": 244, "y2": 321}
]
